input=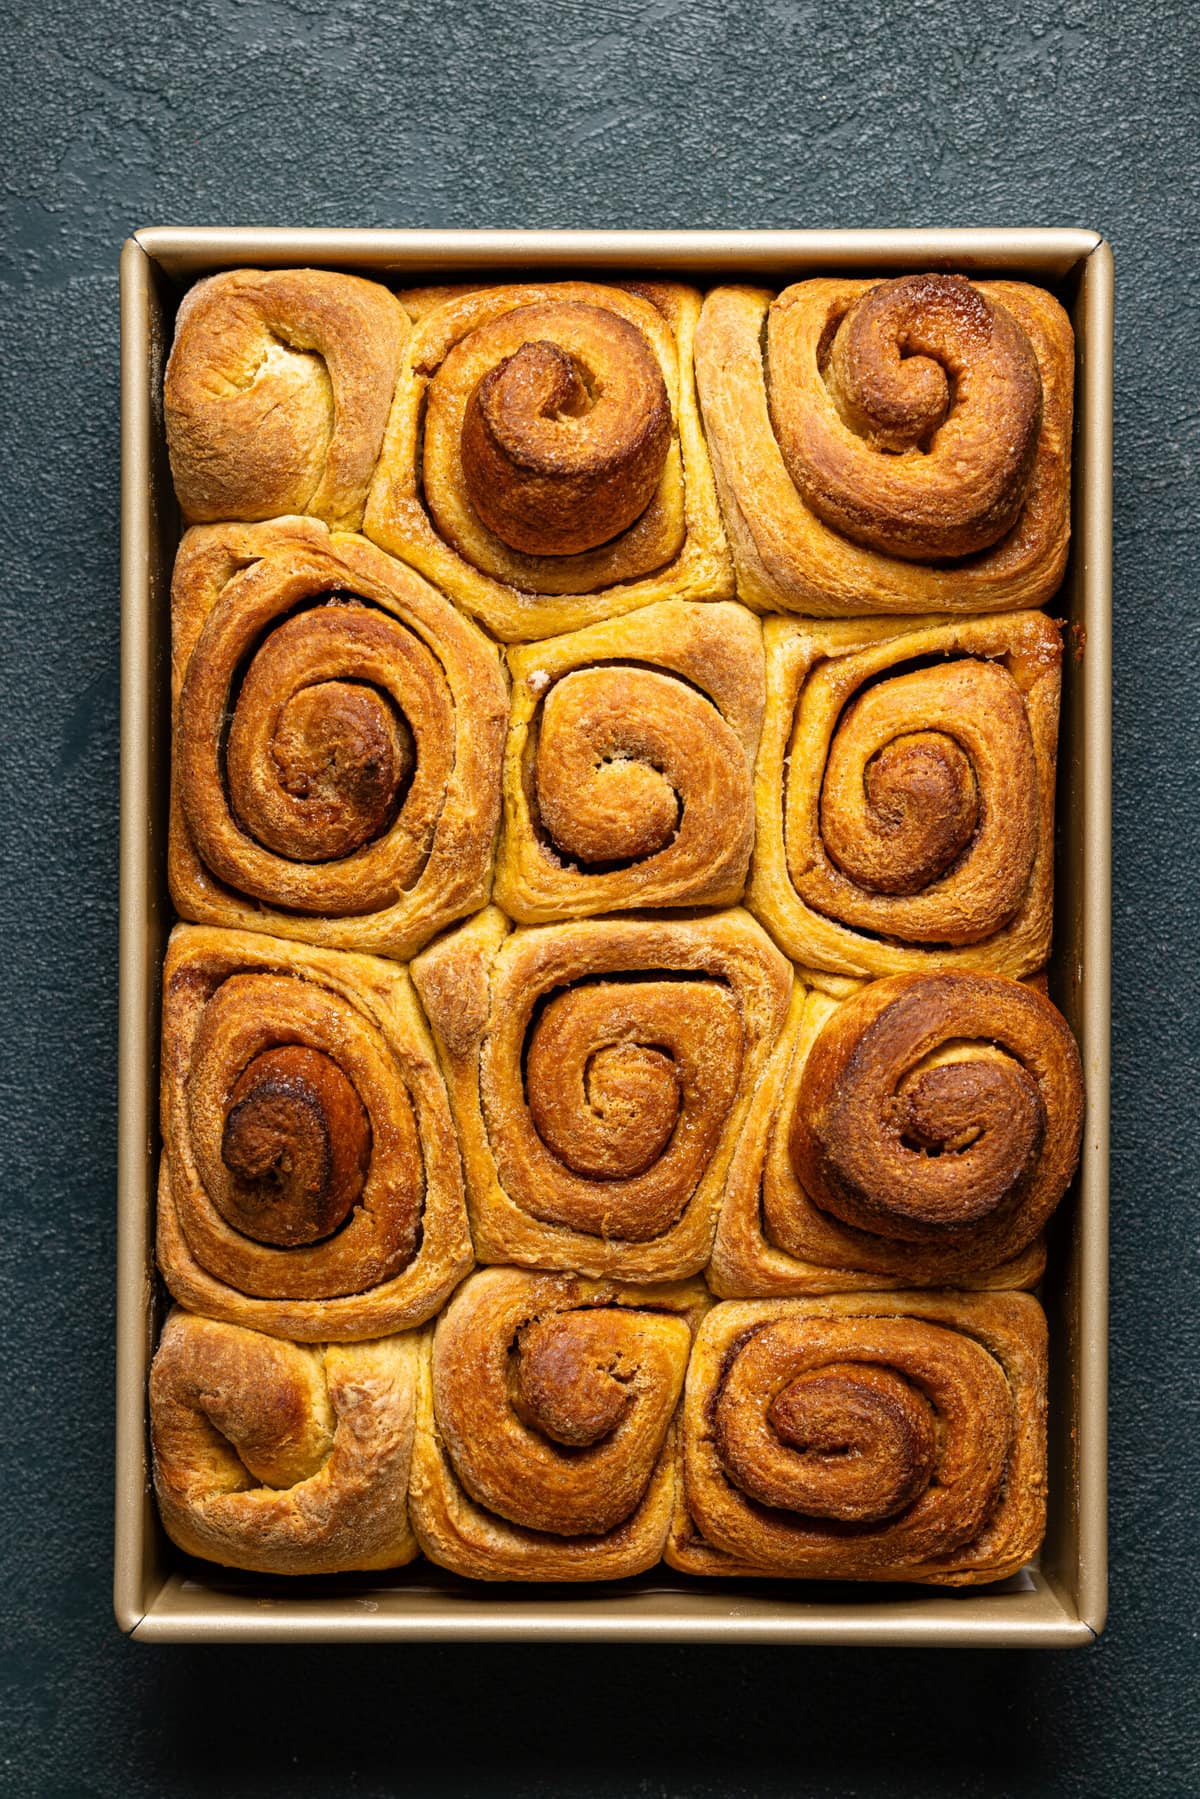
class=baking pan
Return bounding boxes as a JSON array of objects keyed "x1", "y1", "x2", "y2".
[{"x1": 117, "y1": 228, "x2": 1111, "y2": 1644}]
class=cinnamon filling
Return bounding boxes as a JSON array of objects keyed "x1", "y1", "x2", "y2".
[
  {"x1": 460, "y1": 313, "x2": 671, "y2": 556},
  {"x1": 219, "y1": 1045, "x2": 371, "y2": 1246}
]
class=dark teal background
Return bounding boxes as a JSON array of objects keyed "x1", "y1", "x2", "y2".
[{"x1": 3, "y1": 2, "x2": 1198, "y2": 1793}]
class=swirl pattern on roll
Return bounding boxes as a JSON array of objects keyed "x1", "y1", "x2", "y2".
[
  {"x1": 168, "y1": 518, "x2": 507, "y2": 959},
  {"x1": 411, "y1": 907, "x2": 792, "y2": 1280},
  {"x1": 363, "y1": 280, "x2": 732, "y2": 640},
  {"x1": 694, "y1": 276, "x2": 1073, "y2": 615},
  {"x1": 772, "y1": 273, "x2": 1043, "y2": 561},
  {"x1": 668, "y1": 1292, "x2": 1048, "y2": 1584},
  {"x1": 149, "y1": 1308, "x2": 420, "y2": 1574},
  {"x1": 158, "y1": 924, "x2": 473, "y2": 1340},
  {"x1": 165, "y1": 268, "x2": 409, "y2": 530},
  {"x1": 747, "y1": 612, "x2": 1062, "y2": 978},
  {"x1": 712, "y1": 971, "x2": 1082, "y2": 1296},
  {"x1": 495, "y1": 600, "x2": 764, "y2": 921},
  {"x1": 409, "y1": 1267, "x2": 707, "y2": 1580}
]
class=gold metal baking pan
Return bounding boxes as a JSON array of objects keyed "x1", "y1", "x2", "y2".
[{"x1": 117, "y1": 228, "x2": 1111, "y2": 1644}]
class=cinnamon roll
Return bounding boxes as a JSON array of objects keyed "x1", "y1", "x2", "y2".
[
  {"x1": 411, "y1": 907, "x2": 792, "y2": 1281},
  {"x1": 150, "y1": 1307, "x2": 420, "y2": 1574},
  {"x1": 747, "y1": 611, "x2": 1062, "y2": 979},
  {"x1": 157, "y1": 925, "x2": 473, "y2": 1340},
  {"x1": 409, "y1": 1267, "x2": 708, "y2": 1580},
  {"x1": 669, "y1": 1291, "x2": 1048, "y2": 1584},
  {"x1": 165, "y1": 269, "x2": 409, "y2": 530},
  {"x1": 710, "y1": 971, "x2": 1083, "y2": 1296},
  {"x1": 168, "y1": 517, "x2": 507, "y2": 960},
  {"x1": 363, "y1": 280, "x2": 731, "y2": 641},
  {"x1": 494, "y1": 600, "x2": 764, "y2": 921},
  {"x1": 695, "y1": 275, "x2": 1073, "y2": 615}
]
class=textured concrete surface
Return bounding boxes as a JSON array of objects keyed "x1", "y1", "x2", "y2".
[{"x1": 1, "y1": 1, "x2": 1198, "y2": 1794}]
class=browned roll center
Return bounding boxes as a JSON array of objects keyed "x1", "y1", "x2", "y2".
[
  {"x1": 533, "y1": 668, "x2": 683, "y2": 864},
  {"x1": 498, "y1": 975, "x2": 742, "y2": 1240},
  {"x1": 223, "y1": 606, "x2": 422, "y2": 867},
  {"x1": 527, "y1": 989, "x2": 683, "y2": 1180},
  {"x1": 218, "y1": 1044, "x2": 371, "y2": 1246},
  {"x1": 253, "y1": 680, "x2": 414, "y2": 861},
  {"x1": 898, "y1": 1057, "x2": 1041, "y2": 1176},
  {"x1": 770, "y1": 273, "x2": 1044, "y2": 561},
  {"x1": 828, "y1": 729, "x2": 979, "y2": 894},
  {"x1": 714, "y1": 1322, "x2": 960, "y2": 1526},
  {"x1": 459, "y1": 307, "x2": 672, "y2": 556},
  {"x1": 511, "y1": 1311, "x2": 634, "y2": 1446},
  {"x1": 825, "y1": 275, "x2": 993, "y2": 451},
  {"x1": 179, "y1": 591, "x2": 457, "y2": 920},
  {"x1": 788, "y1": 972, "x2": 1083, "y2": 1255},
  {"x1": 790, "y1": 656, "x2": 1042, "y2": 947},
  {"x1": 761, "y1": 1363, "x2": 938, "y2": 1521}
]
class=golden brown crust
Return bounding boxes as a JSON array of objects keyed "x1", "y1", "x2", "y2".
[
  {"x1": 158, "y1": 924, "x2": 474, "y2": 1340},
  {"x1": 363, "y1": 281, "x2": 732, "y2": 641},
  {"x1": 747, "y1": 611, "x2": 1062, "y2": 978},
  {"x1": 710, "y1": 973, "x2": 1081, "y2": 1297},
  {"x1": 168, "y1": 517, "x2": 507, "y2": 959},
  {"x1": 695, "y1": 278, "x2": 1073, "y2": 615},
  {"x1": 149, "y1": 1308, "x2": 420, "y2": 1574},
  {"x1": 165, "y1": 269, "x2": 409, "y2": 530},
  {"x1": 460, "y1": 309, "x2": 673, "y2": 555},
  {"x1": 411, "y1": 907, "x2": 792, "y2": 1281},
  {"x1": 409, "y1": 1267, "x2": 708, "y2": 1580},
  {"x1": 667, "y1": 1291, "x2": 1048, "y2": 1584},
  {"x1": 494, "y1": 600, "x2": 764, "y2": 922}
]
